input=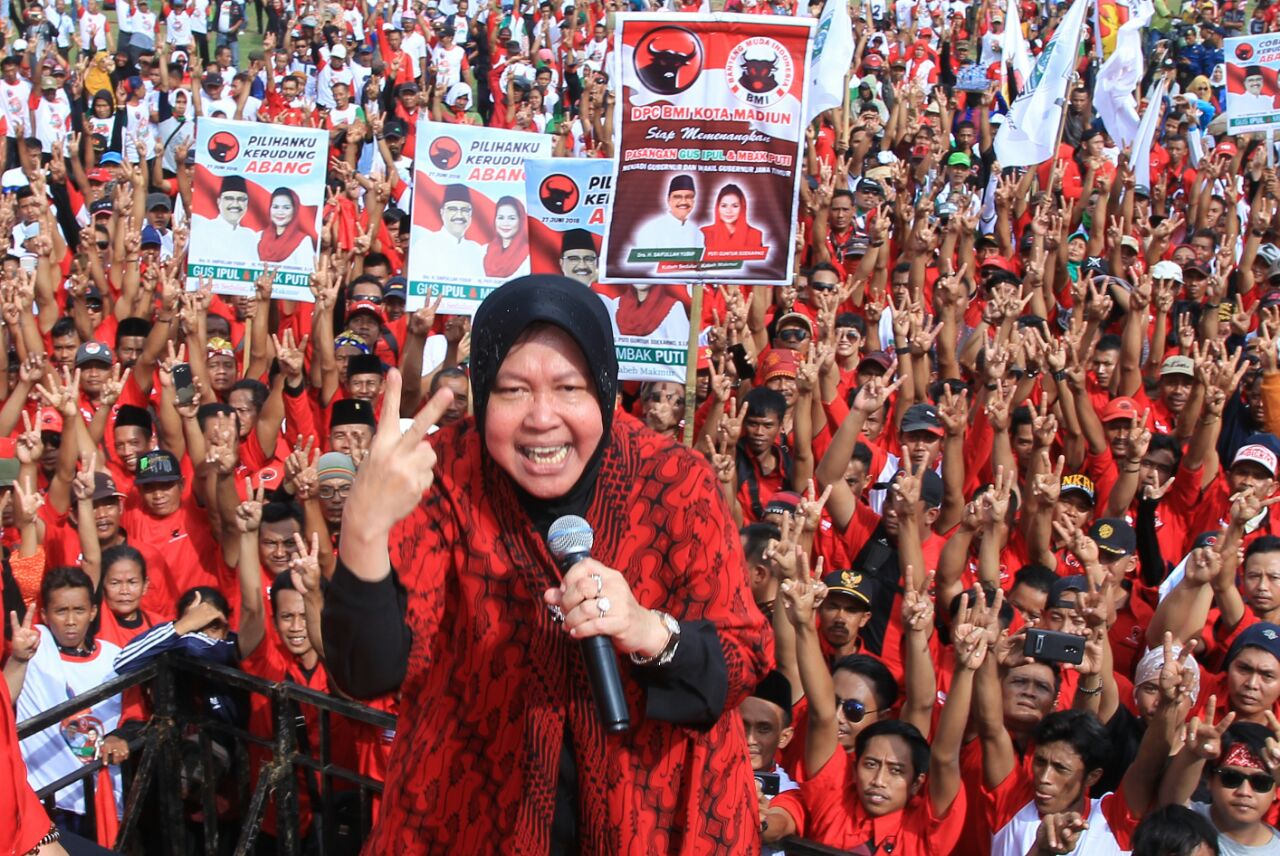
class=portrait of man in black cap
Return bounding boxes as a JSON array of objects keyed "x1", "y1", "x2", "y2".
[
  {"x1": 632, "y1": 173, "x2": 705, "y2": 255},
  {"x1": 192, "y1": 174, "x2": 261, "y2": 264},
  {"x1": 410, "y1": 182, "x2": 485, "y2": 271},
  {"x1": 1238, "y1": 64, "x2": 1277, "y2": 113},
  {"x1": 559, "y1": 228, "x2": 599, "y2": 286}
]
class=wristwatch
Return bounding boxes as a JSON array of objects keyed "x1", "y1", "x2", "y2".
[{"x1": 631, "y1": 611, "x2": 680, "y2": 667}]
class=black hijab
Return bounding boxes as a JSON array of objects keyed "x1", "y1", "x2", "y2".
[{"x1": 470, "y1": 274, "x2": 618, "y2": 535}]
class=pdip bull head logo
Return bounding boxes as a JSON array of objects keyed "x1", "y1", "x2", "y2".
[{"x1": 634, "y1": 27, "x2": 702, "y2": 95}]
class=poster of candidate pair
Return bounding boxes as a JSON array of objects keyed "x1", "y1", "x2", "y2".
[
  {"x1": 1226, "y1": 35, "x2": 1280, "y2": 134},
  {"x1": 602, "y1": 13, "x2": 813, "y2": 284},
  {"x1": 407, "y1": 124, "x2": 553, "y2": 314},
  {"x1": 526, "y1": 158, "x2": 689, "y2": 383},
  {"x1": 186, "y1": 118, "x2": 327, "y2": 301}
]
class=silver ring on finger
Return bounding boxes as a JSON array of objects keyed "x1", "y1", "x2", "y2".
[
  {"x1": 597, "y1": 596, "x2": 612, "y2": 619},
  {"x1": 591, "y1": 573, "x2": 603, "y2": 596}
]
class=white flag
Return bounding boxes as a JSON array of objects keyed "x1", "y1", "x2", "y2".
[
  {"x1": 1002, "y1": 0, "x2": 1033, "y2": 90},
  {"x1": 993, "y1": 0, "x2": 1089, "y2": 168},
  {"x1": 1129, "y1": 77, "x2": 1168, "y2": 192},
  {"x1": 1092, "y1": 0, "x2": 1154, "y2": 148},
  {"x1": 806, "y1": 0, "x2": 855, "y2": 124}
]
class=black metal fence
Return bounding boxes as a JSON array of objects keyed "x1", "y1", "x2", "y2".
[{"x1": 16, "y1": 653, "x2": 848, "y2": 855}]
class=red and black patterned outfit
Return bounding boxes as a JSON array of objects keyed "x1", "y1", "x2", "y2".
[{"x1": 324, "y1": 413, "x2": 773, "y2": 854}]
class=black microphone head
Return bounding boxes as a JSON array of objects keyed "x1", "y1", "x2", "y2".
[{"x1": 547, "y1": 515, "x2": 594, "y2": 563}]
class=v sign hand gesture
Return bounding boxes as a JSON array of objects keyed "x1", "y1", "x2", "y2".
[{"x1": 341, "y1": 369, "x2": 455, "y2": 581}]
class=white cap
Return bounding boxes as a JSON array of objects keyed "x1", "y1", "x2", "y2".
[
  {"x1": 1151, "y1": 259, "x2": 1183, "y2": 283},
  {"x1": 12, "y1": 39, "x2": 27, "y2": 51},
  {"x1": 330, "y1": 44, "x2": 347, "y2": 59},
  {"x1": 990, "y1": 113, "x2": 1006, "y2": 125},
  {"x1": 1233, "y1": 444, "x2": 1279, "y2": 477}
]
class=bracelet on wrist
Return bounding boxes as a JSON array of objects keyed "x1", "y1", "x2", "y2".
[
  {"x1": 1052, "y1": 368, "x2": 1068, "y2": 381},
  {"x1": 1077, "y1": 682, "x2": 1103, "y2": 697}
]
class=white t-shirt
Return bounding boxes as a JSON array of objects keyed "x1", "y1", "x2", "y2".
[{"x1": 17, "y1": 627, "x2": 124, "y2": 816}]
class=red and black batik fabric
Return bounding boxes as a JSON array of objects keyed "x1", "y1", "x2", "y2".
[{"x1": 369, "y1": 413, "x2": 773, "y2": 855}]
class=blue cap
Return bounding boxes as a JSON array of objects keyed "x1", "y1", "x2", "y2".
[
  {"x1": 140, "y1": 225, "x2": 162, "y2": 248},
  {"x1": 1225, "y1": 622, "x2": 1280, "y2": 668},
  {"x1": 383, "y1": 275, "x2": 406, "y2": 300},
  {"x1": 98, "y1": 151, "x2": 123, "y2": 166}
]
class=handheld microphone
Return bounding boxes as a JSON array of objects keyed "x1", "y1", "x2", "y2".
[{"x1": 547, "y1": 515, "x2": 631, "y2": 734}]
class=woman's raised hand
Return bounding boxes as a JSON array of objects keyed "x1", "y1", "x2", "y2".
[{"x1": 340, "y1": 368, "x2": 454, "y2": 579}]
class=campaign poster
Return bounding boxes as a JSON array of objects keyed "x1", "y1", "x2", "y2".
[
  {"x1": 1226, "y1": 35, "x2": 1280, "y2": 134},
  {"x1": 408, "y1": 124, "x2": 553, "y2": 314},
  {"x1": 602, "y1": 13, "x2": 813, "y2": 284},
  {"x1": 186, "y1": 118, "x2": 326, "y2": 301},
  {"x1": 525, "y1": 158, "x2": 688, "y2": 382}
]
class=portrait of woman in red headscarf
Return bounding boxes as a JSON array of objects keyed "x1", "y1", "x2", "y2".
[
  {"x1": 700, "y1": 184, "x2": 765, "y2": 262},
  {"x1": 257, "y1": 187, "x2": 317, "y2": 268},
  {"x1": 483, "y1": 195, "x2": 532, "y2": 278}
]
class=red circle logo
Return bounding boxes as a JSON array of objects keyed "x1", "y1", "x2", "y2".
[
  {"x1": 1237, "y1": 43, "x2": 1256, "y2": 61},
  {"x1": 538, "y1": 174, "x2": 580, "y2": 214},
  {"x1": 429, "y1": 136, "x2": 462, "y2": 170},
  {"x1": 207, "y1": 131, "x2": 239, "y2": 163},
  {"x1": 634, "y1": 27, "x2": 703, "y2": 96}
]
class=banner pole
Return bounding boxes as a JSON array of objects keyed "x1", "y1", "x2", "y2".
[
  {"x1": 241, "y1": 314, "x2": 252, "y2": 378},
  {"x1": 1270, "y1": 130, "x2": 1276, "y2": 169},
  {"x1": 681, "y1": 282, "x2": 705, "y2": 447}
]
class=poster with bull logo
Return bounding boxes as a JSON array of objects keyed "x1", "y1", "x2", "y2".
[
  {"x1": 186, "y1": 118, "x2": 327, "y2": 301},
  {"x1": 407, "y1": 123, "x2": 553, "y2": 314},
  {"x1": 525, "y1": 157, "x2": 689, "y2": 382},
  {"x1": 1226, "y1": 35, "x2": 1280, "y2": 134},
  {"x1": 601, "y1": 13, "x2": 813, "y2": 285}
]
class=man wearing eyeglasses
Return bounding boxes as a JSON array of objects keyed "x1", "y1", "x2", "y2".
[
  {"x1": 772, "y1": 312, "x2": 813, "y2": 358},
  {"x1": 1184, "y1": 723, "x2": 1280, "y2": 853},
  {"x1": 412, "y1": 183, "x2": 484, "y2": 271},
  {"x1": 558, "y1": 228, "x2": 598, "y2": 287},
  {"x1": 192, "y1": 175, "x2": 261, "y2": 266}
]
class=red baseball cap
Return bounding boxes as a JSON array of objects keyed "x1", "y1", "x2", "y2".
[
  {"x1": 345, "y1": 299, "x2": 385, "y2": 323},
  {"x1": 1100, "y1": 397, "x2": 1140, "y2": 424},
  {"x1": 759, "y1": 348, "x2": 798, "y2": 382},
  {"x1": 38, "y1": 407, "x2": 63, "y2": 432},
  {"x1": 980, "y1": 256, "x2": 1019, "y2": 275}
]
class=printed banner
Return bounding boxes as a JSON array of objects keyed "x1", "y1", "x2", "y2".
[
  {"x1": 601, "y1": 13, "x2": 813, "y2": 284},
  {"x1": 186, "y1": 118, "x2": 326, "y2": 300},
  {"x1": 1226, "y1": 35, "x2": 1280, "y2": 134},
  {"x1": 407, "y1": 123, "x2": 553, "y2": 313},
  {"x1": 525, "y1": 158, "x2": 688, "y2": 382}
]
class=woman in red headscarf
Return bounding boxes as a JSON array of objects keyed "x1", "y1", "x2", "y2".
[
  {"x1": 258, "y1": 187, "x2": 316, "y2": 267},
  {"x1": 483, "y1": 195, "x2": 531, "y2": 278},
  {"x1": 700, "y1": 184, "x2": 765, "y2": 263}
]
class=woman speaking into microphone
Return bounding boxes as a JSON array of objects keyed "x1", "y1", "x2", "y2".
[{"x1": 323, "y1": 275, "x2": 772, "y2": 854}]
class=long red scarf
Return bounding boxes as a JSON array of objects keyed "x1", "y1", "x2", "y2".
[
  {"x1": 483, "y1": 202, "x2": 529, "y2": 278},
  {"x1": 615, "y1": 286, "x2": 683, "y2": 336},
  {"x1": 257, "y1": 189, "x2": 313, "y2": 262}
]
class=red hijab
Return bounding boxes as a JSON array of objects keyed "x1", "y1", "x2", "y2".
[
  {"x1": 483, "y1": 196, "x2": 529, "y2": 278},
  {"x1": 258, "y1": 188, "x2": 313, "y2": 262},
  {"x1": 615, "y1": 285, "x2": 684, "y2": 337},
  {"x1": 700, "y1": 184, "x2": 763, "y2": 252}
]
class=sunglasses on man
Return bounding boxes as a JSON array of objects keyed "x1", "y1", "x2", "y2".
[
  {"x1": 1215, "y1": 768, "x2": 1276, "y2": 792},
  {"x1": 835, "y1": 696, "x2": 879, "y2": 723}
]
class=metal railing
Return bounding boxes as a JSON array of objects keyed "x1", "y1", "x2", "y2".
[{"x1": 17, "y1": 653, "x2": 847, "y2": 855}]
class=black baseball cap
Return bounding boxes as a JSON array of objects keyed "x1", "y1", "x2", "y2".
[
  {"x1": 1088, "y1": 517, "x2": 1136, "y2": 557},
  {"x1": 875, "y1": 468, "x2": 944, "y2": 508},
  {"x1": 1047, "y1": 574, "x2": 1088, "y2": 609},
  {"x1": 900, "y1": 403, "x2": 944, "y2": 437},
  {"x1": 135, "y1": 450, "x2": 182, "y2": 484},
  {"x1": 821, "y1": 568, "x2": 875, "y2": 607}
]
